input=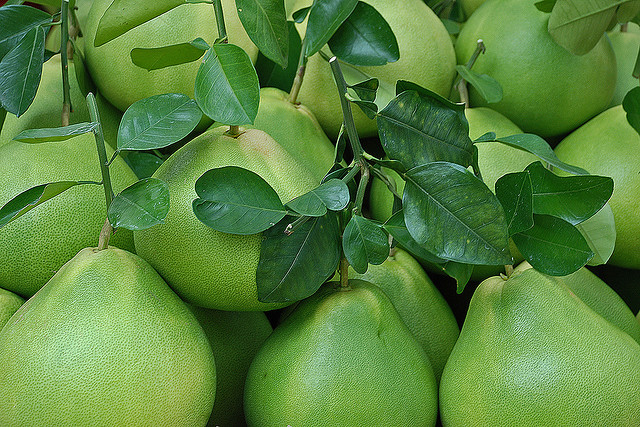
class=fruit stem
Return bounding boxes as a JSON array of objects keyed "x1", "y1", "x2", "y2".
[
  {"x1": 227, "y1": 125, "x2": 241, "y2": 136},
  {"x1": 60, "y1": 0, "x2": 72, "y2": 126},
  {"x1": 288, "y1": 37, "x2": 309, "y2": 104},
  {"x1": 454, "y1": 39, "x2": 486, "y2": 107},
  {"x1": 339, "y1": 256, "x2": 350, "y2": 288},
  {"x1": 87, "y1": 92, "x2": 114, "y2": 213},
  {"x1": 504, "y1": 264, "x2": 514, "y2": 277},
  {"x1": 212, "y1": 0, "x2": 228, "y2": 43},
  {"x1": 97, "y1": 218, "x2": 113, "y2": 250},
  {"x1": 621, "y1": 22, "x2": 628, "y2": 32}
]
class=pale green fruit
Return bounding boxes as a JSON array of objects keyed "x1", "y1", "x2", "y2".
[
  {"x1": 455, "y1": 0, "x2": 616, "y2": 137},
  {"x1": 608, "y1": 27, "x2": 640, "y2": 107},
  {"x1": 84, "y1": 0, "x2": 257, "y2": 113},
  {"x1": 0, "y1": 288, "x2": 24, "y2": 331},
  {"x1": 0, "y1": 247, "x2": 216, "y2": 426},
  {"x1": 0, "y1": 135, "x2": 137, "y2": 298},
  {"x1": 554, "y1": 105, "x2": 640, "y2": 269},
  {"x1": 440, "y1": 268, "x2": 640, "y2": 426},
  {"x1": 514, "y1": 261, "x2": 640, "y2": 344},
  {"x1": 460, "y1": 0, "x2": 488, "y2": 18},
  {"x1": 134, "y1": 127, "x2": 318, "y2": 311},
  {"x1": 349, "y1": 248, "x2": 459, "y2": 383},
  {"x1": 250, "y1": 87, "x2": 335, "y2": 182},
  {"x1": 244, "y1": 280, "x2": 438, "y2": 426},
  {"x1": 293, "y1": 0, "x2": 456, "y2": 140},
  {"x1": 0, "y1": 55, "x2": 121, "y2": 149}
]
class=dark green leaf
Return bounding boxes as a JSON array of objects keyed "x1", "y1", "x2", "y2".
[
  {"x1": 342, "y1": 215, "x2": 389, "y2": 273},
  {"x1": 118, "y1": 93, "x2": 201, "y2": 151},
  {"x1": 0, "y1": 108, "x2": 5, "y2": 132},
  {"x1": 0, "y1": 25, "x2": 45, "y2": 116},
  {"x1": 122, "y1": 151, "x2": 164, "y2": 179},
  {"x1": 369, "y1": 158, "x2": 406, "y2": 175},
  {"x1": 634, "y1": 43, "x2": 640, "y2": 78},
  {"x1": 236, "y1": 0, "x2": 288, "y2": 68},
  {"x1": 525, "y1": 161, "x2": 613, "y2": 225},
  {"x1": 305, "y1": 0, "x2": 358, "y2": 57},
  {"x1": 617, "y1": 0, "x2": 640, "y2": 21},
  {"x1": 348, "y1": 77, "x2": 378, "y2": 102},
  {"x1": 107, "y1": 178, "x2": 169, "y2": 230},
  {"x1": 442, "y1": 261, "x2": 473, "y2": 294},
  {"x1": 403, "y1": 161, "x2": 511, "y2": 265},
  {"x1": 455, "y1": 64, "x2": 503, "y2": 103},
  {"x1": 0, "y1": 181, "x2": 81, "y2": 228},
  {"x1": 512, "y1": 214, "x2": 593, "y2": 276},
  {"x1": 72, "y1": 42, "x2": 96, "y2": 96},
  {"x1": 495, "y1": 134, "x2": 588, "y2": 175},
  {"x1": 535, "y1": 0, "x2": 557, "y2": 12},
  {"x1": 94, "y1": 0, "x2": 185, "y2": 47},
  {"x1": 0, "y1": 5, "x2": 51, "y2": 60},
  {"x1": 377, "y1": 89, "x2": 473, "y2": 169},
  {"x1": 474, "y1": 131, "x2": 496, "y2": 142},
  {"x1": 623, "y1": 86, "x2": 640, "y2": 135},
  {"x1": 292, "y1": 6, "x2": 310, "y2": 23},
  {"x1": 328, "y1": 1, "x2": 399, "y2": 66},
  {"x1": 441, "y1": 18, "x2": 461, "y2": 35},
  {"x1": 285, "y1": 179, "x2": 350, "y2": 217},
  {"x1": 255, "y1": 20, "x2": 301, "y2": 92},
  {"x1": 23, "y1": 0, "x2": 61, "y2": 7},
  {"x1": 12, "y1": 122, "x2": 98, "y2": 142},
  {"x1": 495, "y1": 171, "x2": 534, "y2": 235},
  {"x1": 256, "y1": 213, "x2": 341, "y2": 302},
  {"x1": 351, "y1": 99, "x2": 378, "y2": 119},
  {"x1": 334, "y1": 126, "x2": 346, "y2": 163},
  {"x1": 192, "y1": 166, "x2": 287, "y2": 235},
  {"x1": 576, "y1": 203, "x2": 616, "y2": 266},
  {"x1": 130, "y1": 38, "x2": 208, "y2": 71},
  {"x1": 194, "y1": 43, "x2": 260, "y2": 125},
  {"x1": 383, "y1": 210, "x2": 446, "y2": 264}
]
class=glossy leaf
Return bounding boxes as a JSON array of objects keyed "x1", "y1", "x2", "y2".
[
  {"x1": 0, "y1": 108, "x2": 5, "y2": 132},
  {"x1": 255, "y1": 20, "x2": 301, "y2": 92},
  {"x1": 383, "y1": 210, "x2": 446, "y2": 264},
  {"x1": 194, "y1": 43, "x2": 260, "y2": 125},
  {"x1": 617, "y1": 0, "x2": 640, "y2": 21},
  {"x1": 495, "y1": 171, "x2": 534, "y2": 236},
  {"x1": 442, "y1": 261, "x2": 474, "y2": 294},
  {"x1": 369, "y1": 158, "x2": 406, "y2": 175},
  {"x1": 535, "y1": 0, "x2": 557, "y2": 12},
  {"x1": 285, "y1": 179, "x2": 350, "y2": 217},
  {"x1": 328, "y1": 1, "x2": 399, "y2": 66},
  {"x1": 94, "y1": 0, "x2": 185, "y2": 46},
  {"x1": 623, "y1": 86, "x2": 640, "y2": 135},
  {"x1": 122, "y1": 151, "x2": 164, "y2": 179},
  {"x1": 292, "y1": 6, "x2": 310, "y2": 23},
  {"x1": 576, "y1": 203, "x2": 616, "y2": 266},
  {"x1": 0, "y1": 181, "x2": 81, "y2": 228},
  {"x1": 256, "y1": 213, "x2": 341, "y2": 302},
  {"x1": 526, "y1": 161, "x2": 613, "y2": 225},
  {"x1": 0, "y1": 25, "x2": 46, "y2": 116},
  {"x1": 403, "y1": 162, "x2": 511, "y2": 265},
  {"x1": 455, "y1": 65, "x2": 502, "y2": 103},
  {"x1": 107, "y1": 178, "x2": 169, "y2": 230},
  {"x1": 474, "y1": 131, "x2": 496, "y2": 142},
  {"x1": 351, "y1": 99, "x2": 378, "y2": 119},
  {"x1": 12, "y1": 122, "x2": 98, "y2": 143},
  {"x1": 18, "y1": 0, "x2": 60, "y2": 7},
  {"x1": 377, "y1": 89, "x2": 473, "y2": 169},
  {"x1": 236, "y1": 0, "x2": 289, "y2": 68},
  {"x1": 348, "y1": 77, "x2": 378, "y2": 102},
  {"x1": 305, "y1": 0, "x2": 358, "y2": 57},
  {"x1": 512, "y1": 214, "x2": 593, "y2": 276},
  {"x1": 0, "y1": 5, "x2": 51, "y2": 60},
  {"x1": 72, "y1": 43, "x2": 96, "y2": 96},
  {"x1": 130, "y1": 38, "x2": 208, "y2": 71},
  {"x1": 118, "y1": 93, "x2": 201, "y2": 151},
  {"x1": 342, "y1": 215, "x2": 389, "y2": 274},
  {"x1": 192, "y1": 166, "x2": 287, "y2": 235}
]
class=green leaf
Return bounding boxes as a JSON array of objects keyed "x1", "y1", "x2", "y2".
[
  {"x1": 285, "y1": 179, "x2": 350, "y2": 217},
  {"x1": 525, "y1": 161, "x2": 613, "y2": 225},
  {"x1": 494, "y1": 134, "x2": 589, "y2": 175},
  {"x1": 617, "y1": 0, "x2": 640, "y2": 21},
  {"x1": 236, "y1": 0, "x2": 288, "y2": 68},
  {"x1": 194, "y1": 43, "x2": 260, "y2": 125},
  {"x1": 72, "y1": 42, "x2": 96, "y2": 96},
  {"x1": 377, "y1": 89, "x2": 473, "y2": 169},
  {"x1": 107, "y1": 178, "x2": 170, "y2": 231},
  {"x1": 192, "y1": 166, "x2": 287, "y2": 235},
  {"x1": 118, "y1": 93, "x2": 202, "y2": 151},
  {"x1": 0, "y1": 181, "x2": 81, "y2": 228},
  {"x1": 12, "y1": 122, "x2": 98, "y2": 142},
  {"x1": 369, "y1": 158, "x2": 406, "y2": 175},
  {"x1": 94, "y1": 0, "x2": 185, "y2": 47},
  {"x1": 0, "y1": 108, "x2": 5, "y2": 132},
  {"x1": 256, "y1": 213, "x2": 341, "y2": 302},
  {"x1": 292, "y1": 6, "x2": 310, "y2": 23},
  {"x1": 0, "y1": 5, "x2": 51, "y2": 60},
  {"x1": 130, "y1": 38, "x2": 208, "y2": 71},
  {"x1": 547, "y1": 0, "x2": 620, "y2": 55},
  {"x1": 576, "y1": 203, "x2": 616, "y2": 266},
  {"x1": 122, "y1": 151, "x2": 164, "y2": 179},
  {"x1": 351, "y1": 98, "x2": 378, "y2": 119},
  {"x1": 23, "y1": 0, "x2": 61, "y2": 7},
  {"x1": 403, "y1": 162, "x2": 511, "y2": 265},
  {"x1": 441, "y1": 18, "x2": 461, "y2": 35},
  {"x1": 342, "y1": 215, "x2": 389, "y2": 274},
  {"x1": 494, "y1": 171, "x2": 534, "y2": 236},
  {"x1": 535, "y1": 0, "x2": 557, "y2": 12},
  {"x1": 455, "y1": 64, "x2": 503, "y2": 103},
  {"x1": 512, "y1": 214, "x2": 593, "y2": 276},
  {"x1": 383, "y1": 210, "x2": 446, "y2": 264},
  {"x1": 442, "y1": 261, "x2": 473, "y2": 294},
  {"x1": 348, "y1": 77, "x2": 378, "y2": 102},
  {"x1": 474, "y1": 131, "x2": 496, "y2": 142},
  {"x1": 328, "y1": 1, "x2": 399, "y2": 66},
  {"x1": 623, "y1": 86, "x2": 640, "y2": 135},
  {"x1": 305, "y1": 0, "x2": 358, "y2": 57},
  {"x1": 0, "y1": 25, "x2": 46, "y2": 116},
  {"x1": 255, "y1": 20, "x2": 301, "y2": 92}
]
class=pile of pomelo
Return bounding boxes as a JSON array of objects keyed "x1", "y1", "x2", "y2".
[{"x1": 1, "y1": 0, "x2": 639, "y2": 425}]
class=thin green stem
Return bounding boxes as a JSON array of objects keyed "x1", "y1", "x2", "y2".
[
  {"x1": 284, "y1": 215, "x2": 311, "y2": 235},
  {"x1": 60, "y1": 0, "x2": 72, "y2": 126},
  {"x1": 212, "y1": 0, "x2": 228, "y2": 42},
  {"x1": 288, "y1": 37, "x2": 309, "y2": 104},
  {"x1": 329, "y1": 56, "x2": 364, "y2": 163},
  {"x1": 454, "y1": 39, "x2": 486, "y2": 106},
  {"x1": 353, "y1": 165, "x2": 369, "y2": 215},
  {"x1": 87, "y1": 93, "x2": 114, "y2": 212},
  {"x1": 341, "y1": 164, "x2": 360, "y2": 183},
  {"x1": 370, "y1": 167, "x2": 401, "y2": 199},
  {"x1": 339, "y1": 256, "x2": 350, "y2": 288}
]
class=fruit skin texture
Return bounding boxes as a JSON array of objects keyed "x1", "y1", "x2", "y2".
[
  {"x1": 349, "y1": 248, "x2": 459, "y2": 383},
  {"x1": 134, "y1": 127, "x2": 318, "y2": 311},
  {"x1": 244, "y1": 280, "x2": 438, "y2": 426},
  {"x1": 439, "y1": 268, "x2": 640, "y2": 426},
  {"x1": 188, "y1": 306, "x2": 273, "y2": 427},
  {"x1": 0, "y1": 288, "x2": 24, "y2": 330},
  {"x1": 292, "y1": 0, "x2": 456, "y2": 139},
  {"x1": 554, "y1": 105, "x2": 640, "y2": 269},
  {"x1": 84, "y1": 0, "x2": 258, "y2": 113},
  {"x1": 0, "y1": 135, "x2": 137, "y2": 298},
  {"x1": 608, "y1": 25, "x2": 640, "y2": 107},
  {"x1": 455, "y1": 0, "x2": 616, "y2": 138},
  {"x1": 0, "y1": 247, "x2": 216, "y2": 427},
  {"x1": 460, "y1": 0, "x2": 487, "y2": 18}
]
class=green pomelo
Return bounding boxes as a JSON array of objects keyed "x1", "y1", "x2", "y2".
[
  {"x1": 134, "y1": 127, "x2": 318, "y2": 311},
  {"x1": 608, "y1": 28, "x2": 640, "y2": 107},
  {"x1": 460, "y1": 0, "x2": 488, "y2": 18},
  {"x1": 0, "y1": 288, "x2": 24, "y2": 331},
  {"x1": 0, "y1": 247, "x2": 216, "y2": 426},
  {"x1": 349, "y1": 248, "x2": 459, "y2": 383},
  {"x1": 244, "y1": 280, "x2": 438, "y2": 426},
  {"x1": 554, "y1": 105, "x2": 640, "y2": 269},
  {"x1": 84, "y1": 0, "x2": 257, "y2": 113},
  {"x1": 0, "y1": 135, "x2": 137, "y2": 298},
  {"x1": 440, "y1": 268, "x2": 640, "y2": 426},
  {"x1": 455, "y1": 0, "x2": 616, "y2": 137}
]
